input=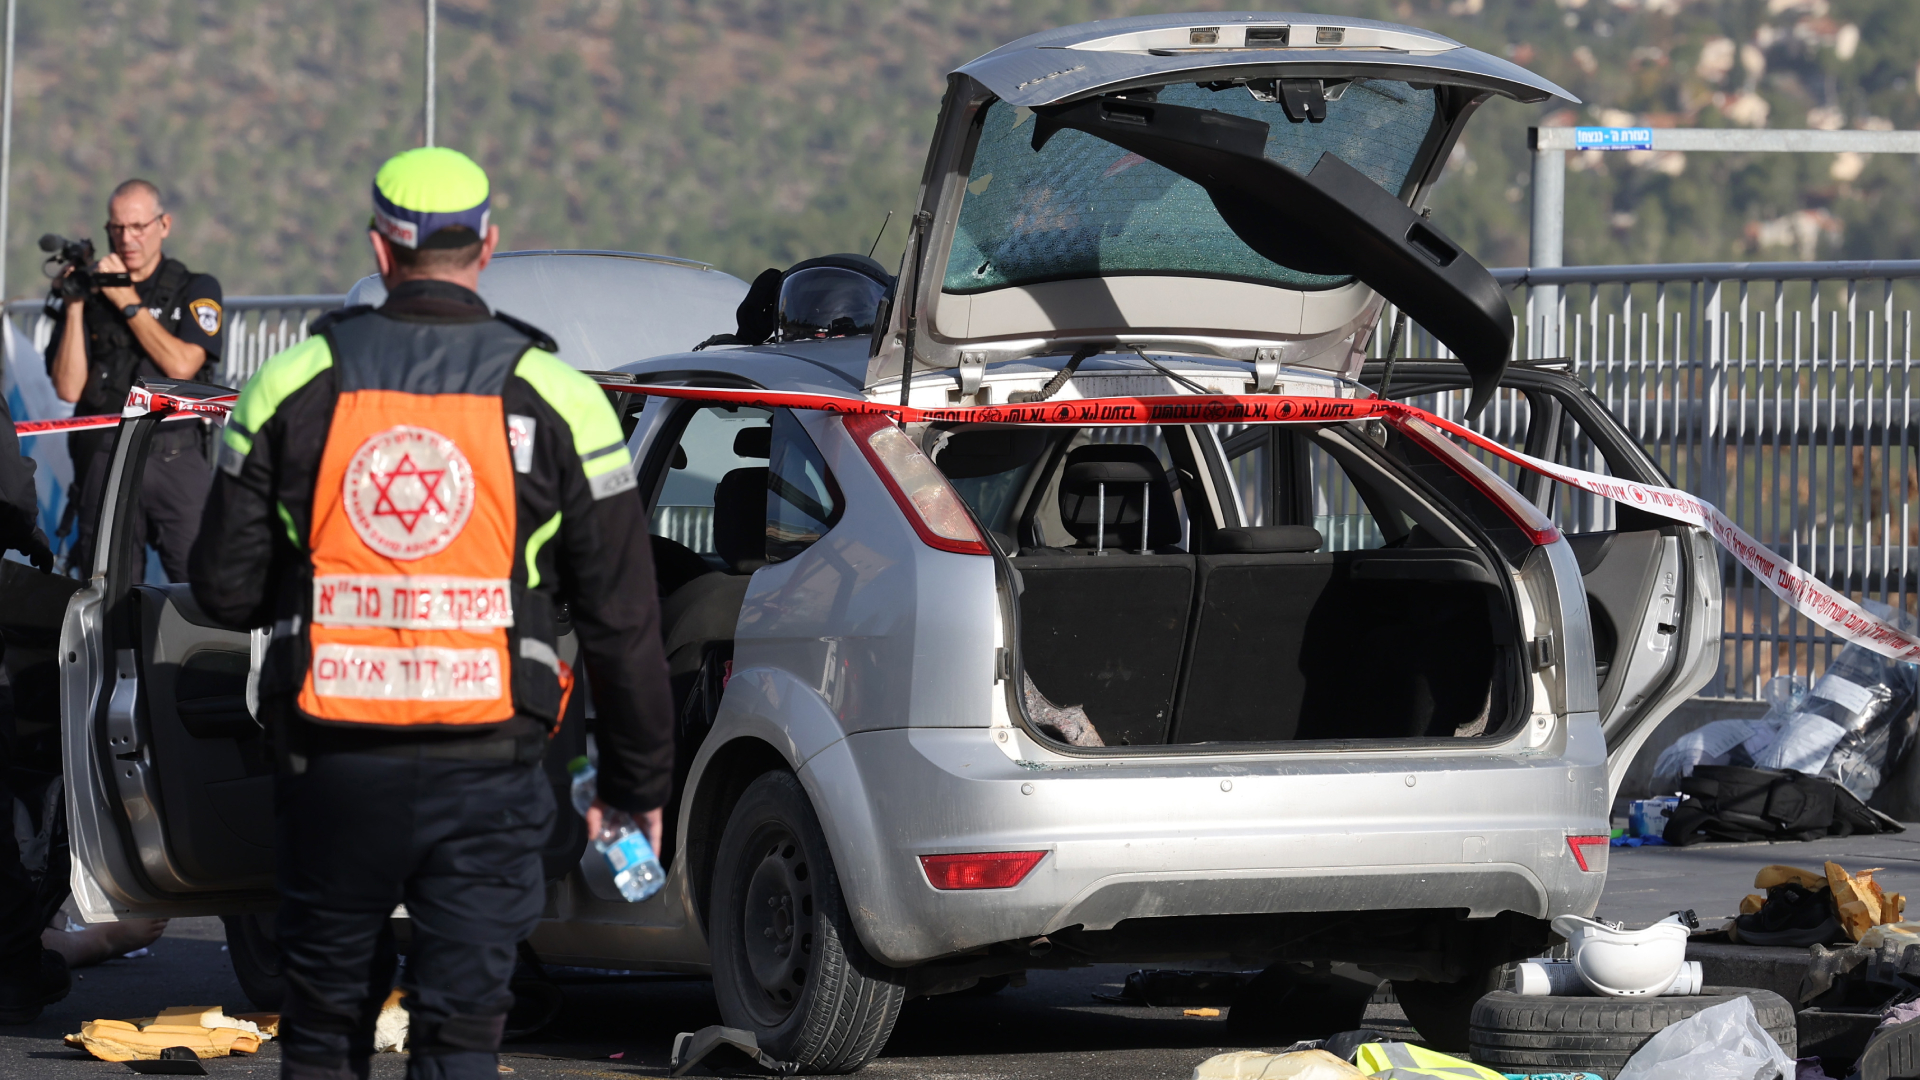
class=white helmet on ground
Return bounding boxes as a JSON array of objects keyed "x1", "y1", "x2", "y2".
[{"x1": 1550, "y1": 914, "x2": 1690, "y2": 997}]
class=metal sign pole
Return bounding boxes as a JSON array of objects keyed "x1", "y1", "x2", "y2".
[
  {"x1": 424, "y1": 0, "x2": 437, "y2": 148},
  {"x1": 0, "y1": 0, "x2": 17, "y2": 369},
  {"x1": 1527, "y1": 132, "x2": 1565, "y2": 360}
]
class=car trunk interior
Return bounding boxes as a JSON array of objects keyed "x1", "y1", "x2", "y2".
[{"x1": 932, "y1": 421, "x2": 1526, "y2": 749}]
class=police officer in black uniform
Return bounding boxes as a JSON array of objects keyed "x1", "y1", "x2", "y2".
[{"x1": 46, "y1": 178, "x2": 225, "y2": 578}]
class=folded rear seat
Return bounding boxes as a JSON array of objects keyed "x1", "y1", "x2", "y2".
[
  {"x1": 1015, "y1": 445, "x2": 1193, "y2": 747},
  {"x1": 1170, "y1": 531, "x2": 1502, "y2": 744}
]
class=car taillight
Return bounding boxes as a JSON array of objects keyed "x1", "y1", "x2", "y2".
[
  {"x1": 1392, "y1": 415, "x2": 1562, "y2": 547},
  {"x1": 845, "y1": 413, "x2": 991, "y2": 555},
  {"x1": 1567, "y1": 834, "x2": 1609, "y2": 872},
  {"x1": 920, "y1": 850, "x2": 1047, "y2": 890}
]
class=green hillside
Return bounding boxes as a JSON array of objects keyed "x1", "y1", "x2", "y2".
[{"x1": 7, "y1": 0, "x2": 1917, "y2": 299}]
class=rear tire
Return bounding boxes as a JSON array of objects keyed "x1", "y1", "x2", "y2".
[
  {"x1": 1227, "y1": 964, "x2": 1375, "y2": 1044},
  {"x1": 709, "y1": 772, "x2": 905, "y2": 1073},
  {"x1": 1393, "y1": 966, "x2": 1503, "y2": 1051},
  {"x1": 221, "y1": 912, "x2": 286, "y2": 1012}
]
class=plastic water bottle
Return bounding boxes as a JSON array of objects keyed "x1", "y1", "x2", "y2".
[
  {"x1": 568, "y1": 756, "x2": 597, "y2": 817},
  {"x1": 566, "y1": 756, "x2": 665, "y2": 903}
]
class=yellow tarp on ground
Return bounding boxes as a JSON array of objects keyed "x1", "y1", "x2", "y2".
[
  {"x1": 64, "y1": 1005, "x2": 276, "y2": 1062},
  {"x1": 1191, "y1": 1049, "x2": 1368, "y2": 1079}
]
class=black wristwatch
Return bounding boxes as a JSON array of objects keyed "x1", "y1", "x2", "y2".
[{"x1": 120, "y1": 303, "x2": 142, "y2": 321}]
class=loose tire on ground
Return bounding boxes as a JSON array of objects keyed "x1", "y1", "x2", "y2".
[
  {"x1": 1468, "y1": 986, "x2": 1796, "y2": 1078},
  {"x1": 709, "y1": 771, "x2": 906, "y2": 1073}
]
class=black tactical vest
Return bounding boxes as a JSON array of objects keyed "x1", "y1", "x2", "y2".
[{"x1": 74, "y1": 257, "x2": 197, "y2": 418}]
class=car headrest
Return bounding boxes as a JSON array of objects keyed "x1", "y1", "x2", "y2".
[
  {"x1": 933, "y1": 429, "x2": 1049, "y2": 479},
  {"x1": 712, "y1": 467, "x2": 769, "y2": 573},
  {"x1": 733, "y1": 426, "x2": 771, "y2": 459},
  {"x1": 1211, "y1": 525, "x2": 1324, "y2": 554},
  {"x1": 1057, "y1": 443, "x2": 1181, "y2": 551}
]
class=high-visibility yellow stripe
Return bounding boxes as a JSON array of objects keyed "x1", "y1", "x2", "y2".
[
  {"x1": 525, "y1": 511, "x2": 562, "y2": 589},
  {"x1": 512, "y1": 348, "x2": 630, "y2": 479}
]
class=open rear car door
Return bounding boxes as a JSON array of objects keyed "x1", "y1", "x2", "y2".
[
  {"x1": 60, "y1": 383, "x2": 277, "y2": 920},
  {"x1": 1363, "y1": 361, "x2": 1722, "y2": 796}
]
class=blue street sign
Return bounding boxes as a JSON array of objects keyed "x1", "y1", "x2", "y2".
[{"x1": 1573, "y1": 126, "x2": 1656, "y2": 151}]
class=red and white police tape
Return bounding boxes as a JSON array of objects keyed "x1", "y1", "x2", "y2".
[
  {"x1": 22, "y1": 380, "x2": 1920, "y2": 663},
  {"x1": 12, "y1": 386, "x2": 238, "y2": 436}
]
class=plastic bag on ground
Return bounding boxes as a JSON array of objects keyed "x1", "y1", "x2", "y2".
[
  {"x1": 1766, "y1": 602, "x2": 1919, "y2": 800},
  {"x1": 1613, "y1": 996, "x2": 1795, "y2": 1080},
  {"x1": 1809, "y1": 604, "x2": 1920, "y2": 800},
  {"x1": 1651, "y1": 677, "x2": 1807, "y2": 794}
]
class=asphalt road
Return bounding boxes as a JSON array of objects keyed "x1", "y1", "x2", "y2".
[{"x1": 5, "y1": 832, "x2": 1914, "y2": 1078}]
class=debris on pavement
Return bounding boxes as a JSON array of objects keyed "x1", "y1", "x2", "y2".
[
  {"x1": 1352, "y1": 1041, "x2": 1505, "y2": 1078},
  {"x1": 1189, "y1": 1048, "x2": 1365, "y2": 1079},
  {"x1": 1183, "y1": 1007, "x2": 1221, "y2": 1017},
  {"x1": 1731, "y1": 862, "x2": 1906, "y2": 947},
  {"x1": 1092, "y1": 969, "x2": 1251, "y2": 1007},
  {"x1": 372, "y1": 988, "x2": 408, "y2": 1053},
  {"x1": 670, "y1": 1025, "x2": 799, "y2": 1076},
  {"x1": 1611, "y1": 996, "x2": 1794, "y2": 1080},
  {"x1": 1827, "y1": 862, "x2": 1906, "y2": 941},
  {"x1": 1627, "y1": 796, "x2": 1681, "y2": 839},
  {"x1": 64, "y1": 1005, "x2": 271, "y2": 1062},
  {"x1": 1802, "y1": 923, "x2": 1920, "y2": 1005},
  {"x1": 124, "y1": 1046, "x2": 208, "y2": 1075}
]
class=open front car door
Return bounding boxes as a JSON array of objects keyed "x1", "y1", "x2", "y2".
[{"x1": 61, "y1": 382, "x2": 277, "y2": 921}]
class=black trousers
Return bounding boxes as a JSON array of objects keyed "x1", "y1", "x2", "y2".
[
  {"x1": 72, "y1": 425, "x2": 210, "y2": 581},
  {"x1": 0, "y1": 663, "x2": 63, "y2": 977},
  {"x1": 274, "y1": 746, "x2": 554, "y2": 1080}
]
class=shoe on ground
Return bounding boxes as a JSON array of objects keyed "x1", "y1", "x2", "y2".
[
  {"x1": 0, "y1": 948, "x2": 71, "y2": 1024},
  {"x1": 1733, "y1": 881, "x2": 1846, "y2": 947}
]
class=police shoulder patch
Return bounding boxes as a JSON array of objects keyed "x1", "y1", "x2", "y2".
[{"x1": 189, "y1": 298, "x2": 222, "y2": 336}]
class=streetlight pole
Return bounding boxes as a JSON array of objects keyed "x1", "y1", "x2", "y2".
[
  {"x1": 0, "y1": 0, "x2": 17, "y2": 367},
  {"x1": 424, "y1": 0, "x2": 436, "y2": 147}
]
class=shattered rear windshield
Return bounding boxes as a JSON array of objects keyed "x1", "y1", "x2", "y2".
[{"x1": 944, "y1": 80, "x2": 1439, "y2": 295}]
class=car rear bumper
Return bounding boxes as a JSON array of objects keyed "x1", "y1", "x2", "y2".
[{"x1": 802, "y1": 722, "x2": 1611, "y2": 966}]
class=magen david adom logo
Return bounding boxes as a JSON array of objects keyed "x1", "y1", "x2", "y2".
[{"x1": 343, "y1": 425, "x2": 476, "y2": 560}]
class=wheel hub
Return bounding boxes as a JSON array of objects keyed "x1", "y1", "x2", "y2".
[{"x1": 740, "y1": 829, "x2": 814, "y2": 1017}]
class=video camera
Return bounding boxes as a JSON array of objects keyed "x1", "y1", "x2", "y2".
[{"x1": 40, "y1": 233, "x2": 131, "y2": 301}]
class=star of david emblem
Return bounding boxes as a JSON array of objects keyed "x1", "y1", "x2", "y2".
[
  {"x1": 367, "y1": 452, "x2": 450, "y2": 534},
  {"x1": 343, "y1": 425, "x2": 476, "y2": 560}
]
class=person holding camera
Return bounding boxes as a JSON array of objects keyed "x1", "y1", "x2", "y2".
[{"x1": 45, "y1": 178, "x2": 225, "y2": 578}]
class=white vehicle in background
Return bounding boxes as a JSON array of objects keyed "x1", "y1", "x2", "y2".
[{"x1": 61, "y1": 13, "x2": 1720, "y2": 1073}]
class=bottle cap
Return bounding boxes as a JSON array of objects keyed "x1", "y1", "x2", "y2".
[{"x1": 567, "y1": 756, "x2": 592, "y2": 775}]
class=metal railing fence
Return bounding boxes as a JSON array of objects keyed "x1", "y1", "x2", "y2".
[
  {"x1": 3, "y1": 294, "x2": 343, "y2": 389},
  {"x1": 14, "y1": 260, "x2": 1920, "y2": 700},
  {"x1": 1381, "y1": 260, "x2": 1920, "y2": 700}
]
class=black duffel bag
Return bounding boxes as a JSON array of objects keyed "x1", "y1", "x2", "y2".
[{"x1": 1663, "y1": 765, "x2": 1903, "y2": 846}]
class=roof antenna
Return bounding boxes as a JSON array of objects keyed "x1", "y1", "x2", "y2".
[{"x1": 866, "y1": 210, "x2": 894, "y2": 260}]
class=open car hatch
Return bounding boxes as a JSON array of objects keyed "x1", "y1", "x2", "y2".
[{"x1": 869, "y1": 12, "x2": 1575, "y2": 416}]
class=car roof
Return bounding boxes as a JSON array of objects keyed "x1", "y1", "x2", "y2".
[
  {"x1": 344, "y1": 250, "x2": 750, "y2": 370},
  {"x1": 956, "y1": 11, "x2": 1575, "y2": 108},
  {"x1": 609, "y1": 336, "x2": 875, "y2": 399}
]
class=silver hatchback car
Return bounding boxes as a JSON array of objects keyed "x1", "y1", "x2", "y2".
[{"x1": 62, "y1": 12, "x2": 1720, "y2": 1073}]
